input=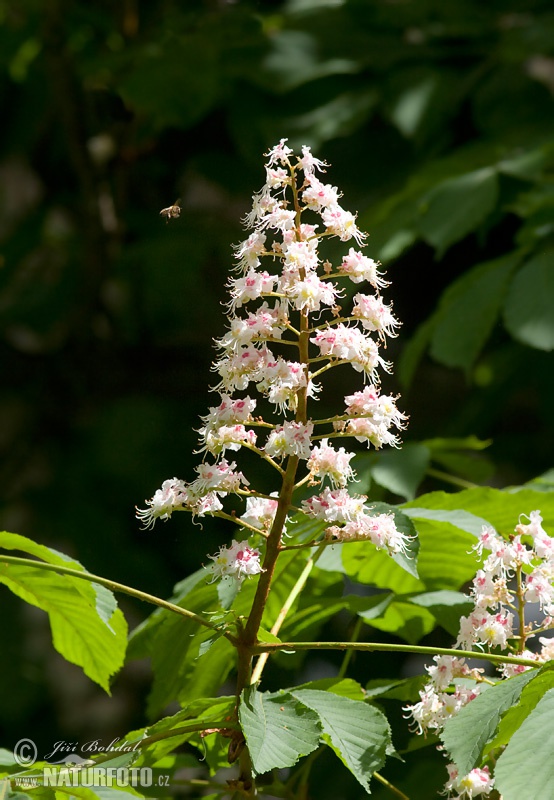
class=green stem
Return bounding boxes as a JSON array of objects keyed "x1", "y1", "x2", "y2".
[
  {"x1": 373, "y1": 771, "x2": 410, "y2": 800},
  {"x1": 250, "y1": 544, "x2": 326, "y2": 684},
  {"x1": 0, "y1": 555, "x2": 233, "y2": 640},
  {"x1": 250, "y1": 640, "x2": 540, "y2": 668},
  {"x1": 337, "y1": 617, "x2": 363, "y2": 680},
  {"x1": 426, "y1": 467, "x2": 478, "y2": 490}
]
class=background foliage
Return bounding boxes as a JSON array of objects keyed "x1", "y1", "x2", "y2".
[{"x1": 1, "y1": 0, "x2": 553, "y2": 795}]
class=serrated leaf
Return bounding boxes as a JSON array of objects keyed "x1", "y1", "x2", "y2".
[
  {"x1": 441, "y1": 670, "x2": 537, "y2": 775},
  {"x1": 294, "y1": 678, "x2": 366, "y2": 701},
  {"x1": 0, "y1": 561, "x2": 126, "y2": 692},
  {"x1": 0, "y1": 532, "x2": 116, "y2": 631},
  {"x1": 365, "y1": 675, "x2": 427, "y2": 702},
  {"x1": 239, "y1": 688, "x2": 320, "y2": 774},
  {"x1": 417, "y1": 167, "x2": 499, "y2": 257},
  {"x1": 503, "y1": 250, "x2": 554, "y2": 351},
  {"x1": 291, "y1": 690, "x2": 390, "y2": 793},
  {"x1": 429, "y1": 254, "x2": 519, "y2": 371},
  {"x1": 494, "y1": 688, "x2": 554, "y2": 800},
  {"x1": 487, "y1": 664, "x2": 554, "y2": 753}
]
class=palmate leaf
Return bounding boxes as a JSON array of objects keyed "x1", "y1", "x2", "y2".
[
  {"x1": 0, "y1": 533, "x2": 126, "y2": 692},
  {"x1": 240, "y1": 686, "x2": 392, "y2": 792}
]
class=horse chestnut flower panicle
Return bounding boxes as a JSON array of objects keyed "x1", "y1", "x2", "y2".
[{"x1": 137, "y1": 139, "x2": 408, "y2": 576}]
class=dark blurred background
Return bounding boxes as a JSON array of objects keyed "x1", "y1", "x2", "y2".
[{"x1": 1, "y1": 0, "x2": 553, "y2": 792}]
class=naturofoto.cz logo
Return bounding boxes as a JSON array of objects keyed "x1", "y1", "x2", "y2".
[
  {"x1": 12, "y1": 766, "x2": 170, "y2": 790},
  {"x1": 9, "y1": 738, "x2": 172, "y2": 792}
]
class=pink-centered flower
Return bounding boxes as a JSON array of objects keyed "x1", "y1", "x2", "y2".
[
  {"x1": 207, "y1": 539, "x2": 263, "y2": 583},
  {"x1": 339, "y1": 248, "x2": 387, "y2": 287},
  {"x1": 241, "y1": 494, "x2": 279, "y2": 532},
  {"x1": 136, "y1": 478, "x2": 188, "y2": 529},
  {"x1": 265, "y1": 421, "x2": 314, "y2": 460},
  {"x1": 307, "y1": 438, "x2": 355, "y2": 487}
]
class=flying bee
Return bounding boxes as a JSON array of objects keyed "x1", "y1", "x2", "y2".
[{"x1": 160, "y1": 199, "x2": 181, "y2": 222}]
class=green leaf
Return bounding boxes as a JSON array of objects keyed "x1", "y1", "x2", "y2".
[
  {"x1": 429, "y1": 254, "x2": 520, "y2": 371},
  {"x1": 441, "y1": 670, "x2": 537, "y2": 775},
  {"x1": 365, "y1": 675, "x2": 426, "y2": 702},
  {"x1": 487, "y1": 664, "x2": 554, "y2": 753},
  {"x1": 342, "y1": 540, "x2": 422, "y2": 595},
  {"x1": 294, "y1": 678, "x2": 366, "y2": 701},
  {"x1": 402, "y1": 507, "x2": 488, "y2": 537},
  {"x1": 417, "y1": 167, "x2": 499, "y2": 257},
  {"x1": 356, "y1": 444, "x2": 430, "y2": 501},
  {"x1": 126, "y1": 568, "x2": 207, "y2": 660},
  {"x1": 0, "y1": 531, "x2": 116, "y2": 630},
  {"x1": 409, "y1": 590, "x2": 473, "y2": 637},
  {"x1": 406, "y1": 518, "x2": 479, "y2": 590},
  {"x1": 239, "y1": 688, "x2": 321, "y2": 774},
  {"x1": 139, "y1": 696, "x2": 236, "y2": 767},
  {"x1": 494, "y1": 688, "x2": 554, "y2": 800},
  {"x1": 425, "y1": 436, "x2": 494, "y2": 484},
  {"x1": 0, "y1": 550, "x2": 126, "y2": 693},
  {"x1": 137, "y1": 579, "x2": 236, "y2": 717},
  {"x1": 403, "y1": 487, "x2": 554, "y2": 536},
  {"x1": 397, "y1": 317, "x2": 436, "y2": 388},
  {"x1": 291, "y1": 690, "x2": 391, "y2": 793},
  {"x1": 503, "y1": 250, "x2": 554, "y2": 351},
  {"x1": 360, "y1": 598, "x2": 436, "y2": 644},
  {"x1": 367, "y1": 503, "x2": 420, "y2": 579}
]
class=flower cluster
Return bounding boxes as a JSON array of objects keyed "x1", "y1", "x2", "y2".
[
  {"x1": 137, "y1": 140, "x2": 408, "y2": 576},
  {"x1": 405, "y1": 511, "x2": 554, "y2": 798}
]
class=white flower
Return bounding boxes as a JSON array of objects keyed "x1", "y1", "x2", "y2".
[
  {"x1": 240, "y1": 494, "x2": 279, "y2": 532},
  {"x1": 307, "y1": 438, "x2": 356, "y2": 488},
  {"x1": 340, "y1": 248, "x2": 388, "y2": 288},
  {"x1": 265, "y1": 421, "x2": 314, "y2": 460},
  {"x1": 207, "y1": 539, "x2": 263, "y2": 583},
  {"x1": 302, "y1": 487, "x2": 366, "y2": 524},
  {"x1": 136, "y1": 478, "x2": 188, "y2": 529}
]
